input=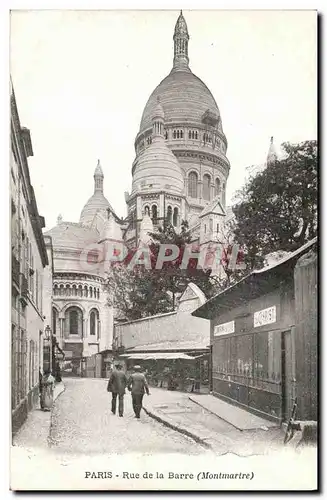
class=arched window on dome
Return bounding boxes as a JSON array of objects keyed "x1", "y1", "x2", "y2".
[
  {"x1": 203, "y1": 174, "x2": 211, "y2": 201},
  {"x1": 173, "y1": 207, "x2": 178, "y2": 227},
  {"x1": 215, "y1": 178, "x2": 221, "y2": 197},
  {"x1": 188, "y1": 172, "x2": 198, "y2": 198},
  {"x1": 84, "y1": 286, "x2": 88, "y2": 298},
  {"x1": 189, "y1": 130, "x2": 191, "y2": 139},
  {"x1": 167, "y1": 206, "x2": 172, "y2": 224},
  {"x1": 180, "y1": 130, "x2": 183, "y2": 139},
  {"x1": 195, "y1": 131, "x2": 198, "y2": 140},
  {"x1": 192, "y1": 131, "x2": 195, "y2": 139},
  {"x1": 152, "y1": 205, "x2": 158, "y2": 225},
  {"x1": 173, "y1": 130, "x2": 176, "y2": 139}
]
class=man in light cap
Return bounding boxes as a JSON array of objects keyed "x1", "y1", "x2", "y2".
[
  {"x1": 107, "y1": 362, "x2": 128, "y2": 417},
  {"x1": 127, "y1": 365, "x2": 150, "y2": 419}
]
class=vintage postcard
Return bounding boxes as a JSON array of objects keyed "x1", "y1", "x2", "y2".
[{"x1": 9, "y1": 8, "x2": 318, "y2": 491}]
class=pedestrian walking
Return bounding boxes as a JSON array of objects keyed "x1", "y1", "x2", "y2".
[
  {"x1": 107, "y1": 363, "x2": 128, "y2": 417},
  {"x1": 127, "y1": 365, "x2": 150, "y2": 419}
]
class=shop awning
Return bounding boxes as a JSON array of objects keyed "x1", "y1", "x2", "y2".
[{"x1": 120, "y1": 352, "x2": 196, "y2": 360}]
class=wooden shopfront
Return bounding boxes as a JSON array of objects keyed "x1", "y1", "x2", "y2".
[{"x1": 192, "y1": 239, "x2": 317, "y2": 423}]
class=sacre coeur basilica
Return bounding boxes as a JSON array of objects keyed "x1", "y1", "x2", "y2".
[{"x1": 44, "y1": 12, "x2": 274, "y2": 372}]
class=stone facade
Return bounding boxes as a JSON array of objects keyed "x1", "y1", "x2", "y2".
[
  {"x1": 11, "y1": 80, "x2": 49, "y2": 433},
  {"x1": 113, "y1": 283, "x2": 210, "y2": 354}
]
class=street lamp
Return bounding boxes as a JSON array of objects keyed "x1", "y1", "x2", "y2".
[{"x1": 44, "y1": 325, "x2": 51, "y2": 340}]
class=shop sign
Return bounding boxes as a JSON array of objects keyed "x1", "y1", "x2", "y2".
[
  {"x1": 214, "y1": 320, "x2": 235, "y2": 336},
  {"x1": 254, "y1": 305, "x2": 276, "y2": 328}
]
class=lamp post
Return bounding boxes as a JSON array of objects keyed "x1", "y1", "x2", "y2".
[{"x1": 44, "y1": 325, "x2": 52, "y2": 374}]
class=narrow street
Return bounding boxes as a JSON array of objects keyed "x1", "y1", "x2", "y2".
[{"x1": 49, "y1": 378, "x2": 206, "y2": 455}]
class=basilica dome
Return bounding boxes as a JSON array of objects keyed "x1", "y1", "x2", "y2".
[
  {"x1": 80, "y1": 191, "x2": 113, "y2": 226},
  {"x1": 138, "y1": 11, "x2": 221, "y2": 137},
  {"x1": 139, "y1": 70, "x2": 220, "y2": 133}
]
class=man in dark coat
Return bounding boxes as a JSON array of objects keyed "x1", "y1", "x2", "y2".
[
  {"x1": 107, "y1": 363, "x2": 128, "y2": 417},
  {"x1": 127, "y1": 365, "x2": 150, "y2": 419}
]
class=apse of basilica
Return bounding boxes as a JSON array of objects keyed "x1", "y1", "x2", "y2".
[{"x1": 45, "y1": 11, "x2": 232, "y2": 371}]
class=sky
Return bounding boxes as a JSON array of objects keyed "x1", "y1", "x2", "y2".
[{"x1": 10, "y1": 9, "x2": 317, "y2": 231}]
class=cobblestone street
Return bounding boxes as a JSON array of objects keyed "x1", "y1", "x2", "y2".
[{"x1": 49, "y1": 378, "x2": 205, "y2": 455}]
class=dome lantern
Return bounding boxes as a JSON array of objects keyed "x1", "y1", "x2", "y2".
[
  {"x1": 94, "y1": 159, "x2": 104, "y2": 193},
  {"x1": 173, "y1": 10, "x2": 190, "y2": 72}
]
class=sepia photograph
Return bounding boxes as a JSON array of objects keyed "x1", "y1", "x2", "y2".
[{"x1": 9, "y1": 7, "x2": 318, "y2": 491}]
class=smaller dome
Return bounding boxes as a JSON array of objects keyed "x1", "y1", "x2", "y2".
[
  {"x1": 80, "y1": 192, "x2": 114, "y2": 226},
  {"x1": 132, "y1": 143, "x2": 184, "y2": 195},
  {"x1": 132, "y1": 104, "x2": 184, "y2": 195}
]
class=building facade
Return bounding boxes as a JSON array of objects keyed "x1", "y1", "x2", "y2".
[
  {"x1": 11, "y1": 80, "x2": 49, "y2": 433},
  {"x1": 44, "y1": 168, "x2": 119, "y2": 375},
  {"x1": 193, "y1": 238, "x2": 317, "y2": 423}
]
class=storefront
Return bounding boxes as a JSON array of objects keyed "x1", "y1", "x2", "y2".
[
  {"x1": 119, "y1": 351, "x2": 210, "y2": 393},
  {"x1": 193, "y1": 239, "x2": 317, "y2": 423}
]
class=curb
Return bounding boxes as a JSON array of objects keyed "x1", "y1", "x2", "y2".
[
  {"x1": 143, "y1": 406, "x2": 212, "y2": 450},
  {"x1": 189, "y1": 396, "x2": 279, "y2": 432},
  {"x1": 48, "y1": 382, "x2": 66, "y2": 447},
  {"x1": 188, "y1": 396, "x2": 243, "y2": 432}
]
